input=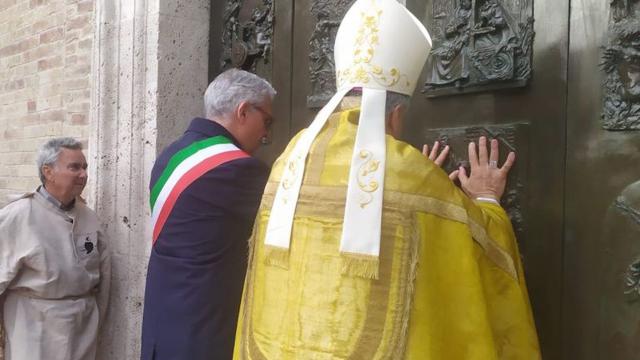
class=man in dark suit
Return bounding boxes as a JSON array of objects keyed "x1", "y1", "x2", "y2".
[{"x1": 141, "y1": 69, "x2": 275, "y2": 360}]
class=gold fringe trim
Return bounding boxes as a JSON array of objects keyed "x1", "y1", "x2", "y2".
[
  {"x1": 393, "y1": 219, "x2": 421, "y2": 359},
  {"x1": 263, "y1": 246, "x2": 290, "y2": 269},
  {"x1": 341, "y1": 252, "x2": 380, "y2": 280}
]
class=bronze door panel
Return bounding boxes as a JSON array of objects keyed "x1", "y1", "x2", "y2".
[
  {"x1": 424, "y1": 123, "x2": 530, "y2": 240},
  {"x1": 423, "y1": 0, "x2": 534, "y2": 97}
]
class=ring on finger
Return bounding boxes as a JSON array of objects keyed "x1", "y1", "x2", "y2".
[{"x1": 488, "y1": 160, "x2": 498, "y2": 168}]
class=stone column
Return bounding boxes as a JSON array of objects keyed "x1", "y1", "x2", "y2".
[{"x1": 88, "y1": 0, "x2": 210, "y2": 358}]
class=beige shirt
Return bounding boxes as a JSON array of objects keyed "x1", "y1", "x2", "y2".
[{"x1": 0, "y1": 190, "x2": 110, "y2": 360}]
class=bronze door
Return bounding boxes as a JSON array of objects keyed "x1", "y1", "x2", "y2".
[
  {"x1": 210, "y1": 0, "x2": 640, "y2": 358},
  {"x1": 565, "y1": 1, "x2": 640, "y2": 359}
]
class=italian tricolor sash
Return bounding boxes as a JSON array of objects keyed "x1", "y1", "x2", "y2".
[{"x1": 150, "y1": 135, "x2": 249, "y2": 243}]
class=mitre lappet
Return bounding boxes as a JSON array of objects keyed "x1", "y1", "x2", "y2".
[{"x1": 264, "y1": 0, "x2": 432, "y2": 279}]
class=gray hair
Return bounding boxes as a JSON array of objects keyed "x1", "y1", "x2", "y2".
[
  {"x1": 37, "y1": 137, "x2": 83, "y2": 184},
  {"x1": 204, "y1": 69, "x2": 276, "y2": 119}
]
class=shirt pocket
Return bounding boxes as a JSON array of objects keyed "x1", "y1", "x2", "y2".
[{"x1": 74, "y1": 232, "x2": 100, "y2": 270}]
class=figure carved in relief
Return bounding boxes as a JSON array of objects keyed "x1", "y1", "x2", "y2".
[
  {"x1": 221, "y1": 0, "x2": 274, "y2": 71},
  {"x1": 424, "y1": 0, "x2": 534, "y2": 96},
  {"x1": 601, "y1": 0, "x2": 640, "y2": 129},
  {"x1": 474, "y1": 0, "x2": 514, "y2": 49},
  {"x1": 599, "y1": 180, "x2": 640, "y2": 359},
  {"x1": 470, "y1": 0, "x2": 518, "y2": 81},
  {"x1": 307, "y1": 0, "x2": 356, "y2": 107},
  {"x1": 309, "y1": 18, "x2": 341, "y2": 105},
  {"x1": 426, "y1": 0, "x2": 473, "y2": 87}
]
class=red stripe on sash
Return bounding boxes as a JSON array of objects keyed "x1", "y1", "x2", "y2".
[{"x1": 152, "y1": 150, "x2": 248, "y2": 243}]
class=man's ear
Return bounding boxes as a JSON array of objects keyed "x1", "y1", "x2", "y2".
[
  {"x1": 235, "y1": 101, "x2": 252, "y2": 125},
  {"x1": 42, "y1": 164, "x2": 54, "y2": 183},
  {"x1": 386, "y1": 104, "x2": 405, "y2": 139}
]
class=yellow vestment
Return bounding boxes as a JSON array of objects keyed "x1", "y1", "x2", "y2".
[{"x1": 234, "y1": 108, "x2": 540, "y2": 359}]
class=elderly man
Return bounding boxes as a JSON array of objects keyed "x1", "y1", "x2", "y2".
[
  {"x1": 233, "y1": 1, "x2": 540, "y2": 359},
  {"x1": 141, "y1": 69, "x2": 275, "y2": 360},
  {"x1": 0, "y1": 137, "x2": 110, "y2": 360}
]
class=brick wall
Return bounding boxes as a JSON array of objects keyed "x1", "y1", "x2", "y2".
[{"x1": 0, "y1": 0, "x2": 94, "y2": 206}]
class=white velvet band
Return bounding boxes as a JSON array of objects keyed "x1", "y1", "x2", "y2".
[
  {"x1": 265, "y1": 87, "x2": 388, "y2": 261},
  {"x1": 340, "y1": 88, "x2": 387, "y2": 257},
  {"x1": 264, "y1": 87, "x2": 351, "y2": 250}
]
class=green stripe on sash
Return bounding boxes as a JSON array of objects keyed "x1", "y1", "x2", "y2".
[{"x1": 150, "y1": 135, "x2": 231, "y2": 208}]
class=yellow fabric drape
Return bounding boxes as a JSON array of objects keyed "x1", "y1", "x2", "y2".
[{"x1": 234, "y1": 109, "x2": 540, "y2": 359}]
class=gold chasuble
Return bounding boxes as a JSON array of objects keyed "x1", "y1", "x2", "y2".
[{"x1": 234, "y1": 108, "x2": 541, "y2": 359}]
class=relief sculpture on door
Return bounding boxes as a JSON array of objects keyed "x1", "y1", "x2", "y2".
[
  {"x1": 423, "y1": 0, "x2": 534, "y2": 97},
  {"x1": 307, "y1": 0, "x2": 356, "y2": 107},
  {"x1": 601, "y1": 0, "x2": 640, "y2": 130},
  {"x1": 220, "y1": 0, "x2": 274, "y2": 73},
  {"x1": 423, "y1": 123, "x2": 529, "y2": 240}
]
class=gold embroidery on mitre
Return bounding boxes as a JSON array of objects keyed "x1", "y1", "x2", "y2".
[
  {"x1": 336, "y1": 3, "x2": 412, "y2": 90},
  {"x1": 356, "y1": 149, "x2": 380, "y2": 208}
]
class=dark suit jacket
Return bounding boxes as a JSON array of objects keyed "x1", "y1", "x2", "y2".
[{"x1": 141, "y1": 118, "x2": 269, "y2": 360}]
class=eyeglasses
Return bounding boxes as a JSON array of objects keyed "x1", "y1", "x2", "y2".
[
  {"x1": 250, "y1": 104, "x2": 274, "y2": 145},
  {"x1": 251, "y1": 104, "x2": 274, "y2": 130}
]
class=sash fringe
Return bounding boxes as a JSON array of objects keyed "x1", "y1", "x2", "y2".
[
  {"x1": 341, "y1": 252, "x2": 380, "y2": 280},
  {"x1": 264, "y1": 246, "x2": 290, "y2": 269}
]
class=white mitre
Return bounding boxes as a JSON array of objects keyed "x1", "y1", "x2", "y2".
[
  {"x1": 334, "y1": 0, "x2": 431, "y2": 95},
  {"x1": 264, "y1": 0, "x2": 432, "y2": 279}
]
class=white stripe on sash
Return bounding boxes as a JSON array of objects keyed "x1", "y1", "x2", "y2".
[{"x1": 150, "y1": 143, "x2": 240, "y2": 230}]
